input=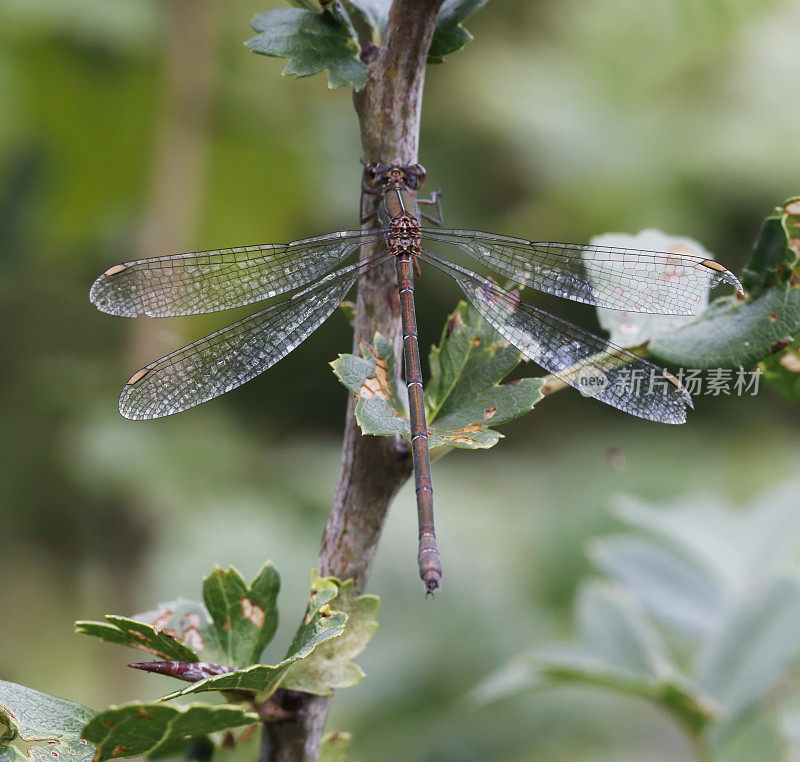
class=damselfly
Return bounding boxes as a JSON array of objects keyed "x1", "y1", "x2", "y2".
[{"x1": 91, "y1": 163, "x2": 743, "y2": 593}]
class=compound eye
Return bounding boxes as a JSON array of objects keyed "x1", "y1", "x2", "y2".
[
  {"x1": 363, "y1": 163, "x2": 379, "y2": 187},
  {"x1": 410, "y1": 163, "x2": 427, "y2": 187}
]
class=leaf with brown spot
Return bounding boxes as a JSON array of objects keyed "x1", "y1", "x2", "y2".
[
  {"x1": 359, "y1": 345, "x2": 392, "y2": 400},
  {"x1": 760, "y1": 335, "x2": 800, "y2": 402},
  {"x1": 240, "y1": 598, "x2": 265, "y2": 628},
  {"x1": 0, "y1": 681, "x2": 95, "y2": 762},
  {"x1": 740, "y1": 195, "x2": 800, "y2": 297},
  {"x1": 424, "y1": 300, "x2": 544, "y2": 449},
  {"x1": 447, "y1": 424, "x2": 483, "y2": 435},
  {"x1": 319, "y1": 731, "x2": 353, "y2": 762},
  {"x1": 332, "y1": 302, "x2": 544, "y2": 451},
  {"x1": 161, "y1": 577, "x2": 346, "y2": 702},
  {"x1": 771, "y1": 340, "x2": 791, "y2": 354},
  {"x1": 331, "y1": 334, "x2": 411, "y2": 439},
  {"x1": 651, "y1": 287, "x2": 800, "y2": 368},
  {"x1": 130, "y1": 598, "x2": 219, "y2": 661},
  {"x1": 780, "y1": 354, "x2": 800, "y2": 372},
  {"x1": 359, "y1": 376, "x2": 386, "y2": 400},
  {"x1": 443, "y1": 435, "x2": 478, "y2": 444},
  {"x1": 82, "y1": 703, "x2": 256, "y2": 761},
  {"x1": 282, "y1": 578, "x2": 379, "y2": 696},
  {"x1": 202, "y1": 563, "x2": 280, "y2": 668},
  {"x1": 74, "y1": 615, "x2": 200, "y2": 663}
]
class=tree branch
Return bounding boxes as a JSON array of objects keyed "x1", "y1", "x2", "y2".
[
  {"x1": 324, "y1": 0, "x2": 446, "y2": 590},
  {"x1": 258, "y1": 2, "x2": 444, "y2": 759}
]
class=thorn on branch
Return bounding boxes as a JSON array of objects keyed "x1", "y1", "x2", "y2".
[
  {"x1": 128, "y1": 660, "x2": 234, "y2": 682},
  {"x1": 360, "y1": 41, "x2": 379, "y2": 63}
]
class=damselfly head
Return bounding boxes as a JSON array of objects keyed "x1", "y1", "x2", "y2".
[{"x1": 363, "y1": 162, "x2": 427, "y2": 190}]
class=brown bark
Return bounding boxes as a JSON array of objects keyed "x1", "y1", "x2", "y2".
[{"x1": 259, "y1": 2, "x2": 444, "y2": 759}]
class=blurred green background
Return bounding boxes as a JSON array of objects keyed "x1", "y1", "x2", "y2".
[{"x1": 1, "y1": 0, "x2": 799, "y2": 759}]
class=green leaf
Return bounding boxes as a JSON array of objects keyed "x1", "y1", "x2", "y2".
[
  {"x1": 331, "y1": 301, "x2": 544, "y2": 451},
  {"x1": 533, "y1": 583, "x2": 716, "y2": 734},
  {"x1": 425, "y1": 301, "x2": 545, "y2": 448},
  {"x1": 319, "y1": 731, "x2": 353, "y2": 762},
  {"x1": 572, "y1": 581, "x2": 676, "y2": 680},
  {"x1": 540, "y1": 590, "x2": 663, "y2": 680},
  {"x1": 347, "y1": 0, "x2": 487, "y2": 59},
  {"x1": 760, "y1": 335, "x2": 800, "y2": 402},
  {"x1": 81, "y1": 703, "x2": 257, "y2": 761},
  {"x1": 589, "y1": 534, "x2": 727, "y2": 637},
  {"x1": 740, "y1": 197, "x2": 800, "y2": 297},
  {"x1": 647, "y1": 199, "x2": 800, "y2": 368},
  {"x1": 289, "y1": 0, "x2": 324, "y2": 10},
  {"x1": 613, "y1": 490, "x2": 800, "y2": 594},
  {"x1": 338, "y1": 300, "x2": 356, "y2": 326},
  {"x1": 467, "y1": 656, "x2": 543, "y2": 708},
  {"x1": 348, "y1": 0, "x2": 389, "y2": 40},
  {"x1": 473, "y1": 488, "x2": 800, "y2": 748},
  {"x1": 202, "y1": 563, "x2": 280, "y2": 668},
  {"x1": 482, "y1": 583, "x2": 718, "y2": 734},
  {"x1": 331, "y1": 332, "x2": 410, "y2": 438},
  {"x1": 611, "y1": 495, "x2": 746, "y2": 585},
  {"x1": 649, "y1": 287, "x2": 800, "y2": 368},
  {"x1": 715, "y1": 711, "x2": 786, "y2": 762},
  {"x1": 75, "y1": 613, "x2": 201, "y2": 663},
  {"x1": 534, "y1": 606, "x2": 672, "y2": 688},
  {"x1": 280, "y1": 577, "x2": 346, "y2": 659},
  {"x1": 246, "y1": 8, "x2": 368, "y2": 90},
  {"x1": 695, "y1": 576, "x2": 800, "y2": 740},
  {"x1": 25, "y1": 740, "x2": 94, "y2": 762},
  {"x1": 595, "y1": 202, "x2": 800, "y2": 368},
  {"x1": 282, "y1": 577, "x2": 379, "y2": 695},
  {"x1": 0, "y1": 681, "x2": 95, "y2": 762},
  {"x1": 124, "y1": 597, "x2": 219, "y2": 662},
  {"x1": 428, "y1": 0, "x2": 490, "y2": 63},
  {"x1": 597, "y1": 490, "x2": 800, "y2": 642},
  {"x1": 588, "y1": 230, "x2": 716, "y2": 347},
  {"x1": 77, "y1": 566, "x2": 279, "y2": 670},
  {"x1": 780, "y1": 692, "x2": 800, "y2": 762},
  {"x1": 0, "y1": 681, "x2": 95, "y2": 741},
  {"x1": 161, "y1": 578, "x2": 346, "y2": 701}
]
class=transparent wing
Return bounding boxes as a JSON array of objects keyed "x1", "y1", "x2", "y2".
[
  {"x1": 421, "y1": 251, "x2": 693, "y2": 424},
  {"x1": 119, "y1": 254, "x2": 391, "y2": 420},
  {"x1": 421, "y1": 228, "x2": 742, "y2": 315},
  {"x1": 91, "y1": 229, "x2": 388, "y2": 317}
]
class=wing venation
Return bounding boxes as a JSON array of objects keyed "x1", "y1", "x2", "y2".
[
  {"x1": 421, "y1": 229, "x2": 742, "y2": 315},
  {"x1": 119, "y1": 254, "x2": 391, "y2": 419},
  {"x1": 92, "y1": 229, "x2": 387, "y2": 317},
  {"x1": 421, "y1": 250, "x2": 693, "y2": 424}
]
